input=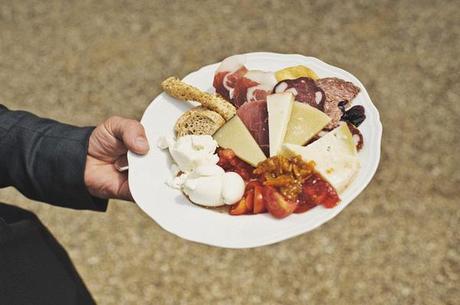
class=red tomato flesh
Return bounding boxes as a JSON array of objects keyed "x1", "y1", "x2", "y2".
[
  {"x1": 302, "y1": 174, "x2": 340, "y2": 208},
  {"x1": 262, "y1": 186, "x2": 298, "y2": 219}
]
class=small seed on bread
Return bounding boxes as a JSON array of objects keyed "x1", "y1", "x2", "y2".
[
  {"x1": 161, "y1": 76, "x2": 236, "y2": 121},
  {"x1": 175, "y1": 106, "x2": 225, "y2": 137}
]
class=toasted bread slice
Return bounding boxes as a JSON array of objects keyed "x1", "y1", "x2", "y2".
[
  {"x1": 162, "y1": 76, "x2": 236, "y2": 121},
  {"x1": 175, "y1": 106, "x2": 225, "y2": 137}
]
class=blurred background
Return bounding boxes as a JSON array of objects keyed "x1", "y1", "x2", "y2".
[{"x1": 0, "y1": 1, "x2": 458, "y2": 304}]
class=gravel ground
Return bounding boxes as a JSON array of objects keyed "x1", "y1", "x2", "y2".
[{"x1": 0, "y1": 1, "x2": 458, "y2": 304}]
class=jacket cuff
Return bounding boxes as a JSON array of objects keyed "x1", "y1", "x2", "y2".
[
  {"x1": 0, "y1": 107, "x2": 108, "y2": 211},
  {"x1": 53, "y1": 126, "x2": 109, "y2": 211}
]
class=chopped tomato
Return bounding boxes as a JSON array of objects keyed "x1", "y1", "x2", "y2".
[
  {"x1": 253, "y1": 184, "x2": 266, "y2": 214},
  {"x1": 241, "y1": 180, "x2": 267, "y2": 214},
  {"x1": 217, "y1": 148, "x2": 255, "y2": 181},
  {"x1": 245, "y1": 189, "x2": 254, "y2": 212},
  {"x1": 245, "y1": 180, "x2": 262, "y2": 191},
  {"x1": 302, "y1": 174, "x2": 340, "y2": 208},
  {"x1": 229, "y1": 197, "x2": 249, "y2": 215},
  {"x1": 294, "y1": 196, "x2": 317, "y2": 213},
  {"x1": 262, "y1": 186, "x2": 297, "y2": 219}
]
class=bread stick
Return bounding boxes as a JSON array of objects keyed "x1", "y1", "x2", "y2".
[{"x1": 161, "y1": 76, "x2": 236, "y2": 121}]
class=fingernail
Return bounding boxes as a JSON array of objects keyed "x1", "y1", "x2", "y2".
[{"x1": 135, "y1": 137, "x2": 149, "y2": 151}]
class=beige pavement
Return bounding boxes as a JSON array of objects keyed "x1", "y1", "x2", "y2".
[{"x1": 0, "y1": 1, "x2": 458, "y2": 304}]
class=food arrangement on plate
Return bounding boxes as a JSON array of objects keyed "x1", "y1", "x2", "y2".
[{"x1": 157, "y1": 55, "x2": 366, "y2": 219}]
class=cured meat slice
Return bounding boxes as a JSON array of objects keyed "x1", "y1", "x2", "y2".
[
  {"x1": 315, "y1": 77, "x2": 360, "y2": 106},
  {"x1": 213, "y1": 55, "x2": 247, "y2": 101},
  {"x1": 233, "y1": 77, "x2": 259, "y2": 108},
  {"x1": 315, "y1": 77, "x2": 361, "y2": 128},
  {"x1": 346, "y1": 122, "x2": 364, "y2": 151},
  {"x1": 237, "y1": 100, "x2": 269, "y2": 156},
  {"x1": 322, "y1": 99, "x2": 343, "y2": 129},
  {"x1": 273, "y1": 77, "x2": 325, "y2": 110},
  {"x1": 233, "y1": 70, "x2": 276, "y2": 107},
  {"x1": 244, "y1": 71, "x2": 277, "y2": 103}
]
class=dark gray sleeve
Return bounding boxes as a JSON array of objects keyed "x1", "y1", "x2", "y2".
[{"x1": 0, "y1": 105, "x2": 108, "y2": 211}]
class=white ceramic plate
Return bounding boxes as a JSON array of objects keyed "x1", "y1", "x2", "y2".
[{"x1": 128, "y1": 52, "x2": 382, "y2": 249}]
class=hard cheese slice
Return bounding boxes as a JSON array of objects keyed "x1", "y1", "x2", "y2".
[
  {"x1": 284, "y1": 102, "x2": 331, "y2": 145},
  {"x1": 280, "y1": 123, "x2": 360, "y2": 193},
  {"x1": 213, "y1": 116, "x2": 266, "y2": 167},
  {"x1": 267, "y1": 93, "x2": 294, "y2": 156}
]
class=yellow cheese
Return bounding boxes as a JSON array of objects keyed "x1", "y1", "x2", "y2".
[
  {"x1": 275, "y1": 65, "x2": 319, "y2": 81},
  {"x1": 284, "y1": 102, "x2": 331, "y2": 145},
  {"x1": 267, "y1": 93, "x2": 294, "y2": 156},
  {"x1": 213, "y1": 116, "x2": 266, "y2": 167},
  {"x1": 280, "y1": 123, "x2": 359, "y2": 193}
]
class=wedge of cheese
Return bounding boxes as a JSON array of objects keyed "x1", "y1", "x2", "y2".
[
  {"x1": 280, "y1": 123, "x2": 359, "y2": 193},
  {"x1": 213, "y1": 116, "x2": 266, "y2": 167},
  {"x1": 284, "y1": 102, "x2": 331, "y2": 145},
  {"x1": 267, "y1": 93, "x2": 294, "y2": 156}
]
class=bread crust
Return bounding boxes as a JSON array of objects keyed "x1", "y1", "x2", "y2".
[{"x1": 175, "y1": 106, "x2": 225, "y2": 136}]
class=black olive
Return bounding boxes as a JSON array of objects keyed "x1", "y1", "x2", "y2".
[
  {"x1": 341, "y1": 105, "x2": 366, "y2": 127},
  {"x1": 338, "y1": 101, "x2": 347, "y2": 114}
]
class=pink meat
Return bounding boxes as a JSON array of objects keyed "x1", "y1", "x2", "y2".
[
  {"x1": 273, "y1": 77, "x2": 325, "y2": 110},
  {"x1": 232, "y1": 77, "x2": 259, "y2": 107},
  {"x1": 213, "y1": 66, "x2": 247, "y2": 102},
  {"x1": 315, "y1": 77, "x2": 360, "y2": 106},
  {"x1": 237, "y1": 100, "x2": 269, "y2": 156},
  {"x1": 315, "y1": 77, "x2": 361, "y2": 128}
]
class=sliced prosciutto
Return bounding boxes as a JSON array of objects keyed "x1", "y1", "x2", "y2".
[
  {"x1": 237, "y1": 100, "x2": 269, "y2": 156},
  {"x1": 233, "y1": 77, "x2": 259, "y2": 108},
  {"x1": 213, "y1": 55, "x2": 248, "y2": 101},
  {"x1": 273, "y1": 77, "x2": 326, "y2": 110},
  {"x1": 233, "y1": 70, "x2": 277, "y2": 108}
]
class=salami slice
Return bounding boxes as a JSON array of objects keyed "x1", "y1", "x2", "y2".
[
  {"x1": 273, "y1": 77, "x2": 325, "y2": 110},
  {"x1": 323, "y1": 100, "x2": 343, "y2": 129},
  {"x1": 316, "y1": 77, "x2": 361, "y2": 128},
  {"x1": 315, "y1": 77, "x2": 360, "y2": 105},
  {"x1": 346, "y1": 122, "x2": 364, "y2": 151}
]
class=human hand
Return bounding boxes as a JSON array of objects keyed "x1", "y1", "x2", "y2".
[{"x1": 84, "y1": 116, "x2": 149, "y2": 201}]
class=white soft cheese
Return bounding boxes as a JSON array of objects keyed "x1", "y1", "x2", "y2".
[
  {"x1": 221, "y1": 172, "x2": 245, "y2": 205},
  {"x1": 158, "y1": 135, "x2": 245, "y2": 207},
  {"x1": 160, "y1": 135, "x2": 219, "y2": 173},
  {"x1": 182, "y1": 165, "x2": 245, "y2": 207},
  {"x1": 183, "y1": 165, "x2": 225, "y2": 207}
]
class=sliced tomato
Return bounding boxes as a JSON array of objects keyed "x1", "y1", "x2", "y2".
[
  {"x1": 229, "y1": 197, "x2": 249, "y2": 215},
  {"x1": 294, "y1": 198, "x2": 317, "y2": 213},
  {"x1": 217, "y1": 149, "x2": 255, "y2": 181},
  {"x1": 253, "y1": 185, "x2": 266, "y2": 214},
  {"x1": 262, "y1": 186, "x2": 297, "y2": 219},
  {"x1": 245, "y1": 189, "x2": 254, "y2": 212},
  {"x1": 245, "y1": 180, "x2": 262, "y2": 191},
  {"x1": 244, "y1": 181, "x2": 266, "y2": 214},
  {"x1": 302, "y1": 174, "x2": 340, "y2": 208}
]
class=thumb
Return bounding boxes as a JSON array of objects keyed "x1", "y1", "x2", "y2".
[{"x1": 105, "y1": 116, "x2": 150, "y2": 155}]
